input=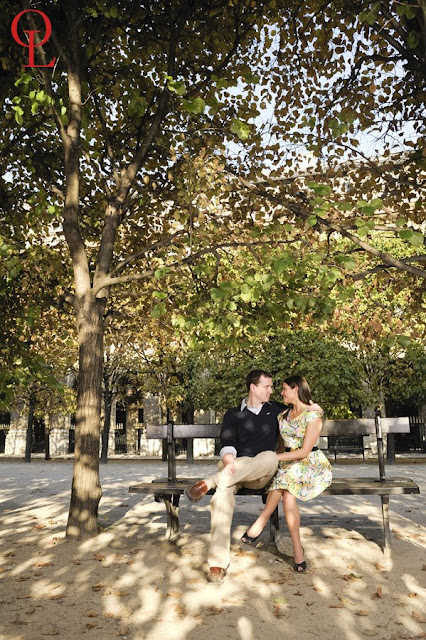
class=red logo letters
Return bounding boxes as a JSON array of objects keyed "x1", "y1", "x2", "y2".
[{"x1": 11, "y1": 10, "x2": 56, "y2": 68}]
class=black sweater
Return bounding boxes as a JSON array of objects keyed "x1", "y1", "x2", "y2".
[{"x1": 220, "y1": 401, "x2": 285, "y2": 457}]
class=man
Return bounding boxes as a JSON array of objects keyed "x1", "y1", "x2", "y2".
[{"x1": 185, "y1": 369, "x2": 284, "y2": 584}]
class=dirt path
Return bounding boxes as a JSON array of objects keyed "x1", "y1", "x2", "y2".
[{"x1": 1, "y1": 459, "x2": 425, "y2": 640}]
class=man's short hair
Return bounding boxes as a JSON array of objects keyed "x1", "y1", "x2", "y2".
[{"x1": 246, "y1": 369, "x2": 272, "y2": 391}]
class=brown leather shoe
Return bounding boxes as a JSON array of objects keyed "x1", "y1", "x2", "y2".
[
  {"x1": 208, "y1": 567, "x2": 227, "y2": 584},
  {"x1": 184, "y1": 480, "x2": 208, "y2": 503}
]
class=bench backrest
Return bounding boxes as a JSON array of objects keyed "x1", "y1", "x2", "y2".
[
  {"x1": 146, "y1": 417, "x2": 410, "y2": 440},
  {"x1": 146, "y1": 417, "x2": 410, "y2": 483}
]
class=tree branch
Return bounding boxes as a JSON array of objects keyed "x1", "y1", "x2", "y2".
[
  {"x1": 353, "y1": 254, "x2": 426, "y2": 280},
  {"x1": 108, "y1": 230, "x2": 187, "y2": 277},
  {"x1": 233, "y1": 173, "x2": 426, "y2": 281},
  {"x1": 92, "y1": 238, "x2": 298, "y2": 297}
]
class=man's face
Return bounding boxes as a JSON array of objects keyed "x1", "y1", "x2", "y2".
[{"x1": 251, "y1": 375, "x2": 273, "y2": 403}]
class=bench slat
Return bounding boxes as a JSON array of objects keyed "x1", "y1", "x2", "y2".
[{"x1": 129, "y1": 476, "x2": 419, "y2": 496}]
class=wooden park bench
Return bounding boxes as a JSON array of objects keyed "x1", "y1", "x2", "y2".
[{"x1": 129, "y1": 415, "x2": 420, "y2": 551}]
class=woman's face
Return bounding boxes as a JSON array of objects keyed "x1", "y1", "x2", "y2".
[{"x1": 281, "y1": 382, "x2": 299, "y2": 404}]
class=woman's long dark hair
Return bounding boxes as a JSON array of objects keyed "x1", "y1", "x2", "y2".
[{"x1": 284, "y1": 374, "x2": 312, "y2": 405}]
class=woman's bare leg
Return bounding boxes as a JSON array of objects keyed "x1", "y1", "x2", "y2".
[
  {"x1": 282, "y1": 490, "x2": 304, "y2": 567},
  {"x1": 245, "y1": 489, "x2": 283, "y2": 538}
]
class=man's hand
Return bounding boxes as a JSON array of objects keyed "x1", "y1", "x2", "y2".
[
  {"x1": 310, "y1": 402, "x2": 323, "y2": 416},
  {"x1": 221, "y1": 452, "x2": 236, "y2": 475},
  {"x1": 224, "y1": 461, "x2": 236, "y2": 476}
]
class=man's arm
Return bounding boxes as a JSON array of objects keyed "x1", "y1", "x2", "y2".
[{"x1": 219, "y1": 409, "x2": 238, "y2": 475}]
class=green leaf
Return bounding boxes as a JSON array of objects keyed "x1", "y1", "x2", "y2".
[
  {"x1": 336, "y1": 255, "x2": 357, "y2": 270},
  {"x1": 210, "y1": 287, "x2": 225, "y2": 302},
  {"x1": 167, "y1": 79, "x2": 186, "y2": 96},
  {"x1": 396, "y1": 335, "x2": 412, "y2": 348},
  {"x1": 230, "y1": 119, "x2": 251, "y2": 141},
  {"x1": 182, "y1": 97, "x2": 206, "y2": 114},
  {"x1": 154, "y1": 267, "x2": 170, "y2": 279},
  {"x1": 307, "y1": 215, "x2": 317, "y2": 226},
  {"x1": 307, "y1": 182, "x2": 331, "y2": 196},
  {"x1": 272, "y1": 258, "x2": 288, "y2": 275},
  {"x1": 152, "y1": 291, "x2": 168, "y2": 300},
  {"x1": 407, "y1": 231, "x2": 424, "y2": 247},
  {"x1": 151, "y1": 303, "x2": 166, "y2": 318},
  {"x1": 240, "y1": 283, "x2": 253, "y2": 302},
  {"x1": 336, "y1": 201, "x2": 352, "y2": 211}
]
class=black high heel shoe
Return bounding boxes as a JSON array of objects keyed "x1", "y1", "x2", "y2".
[
  {"x1": 293, "y1": 547, "x2": 307, "y2": 572},
  {"x1": 241, "y1": 531, "x2": 262, "y2": 544}
]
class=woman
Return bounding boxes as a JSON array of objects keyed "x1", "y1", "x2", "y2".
[{"x1": 241, "y1": 374, "x2": 332, "y2": 572}]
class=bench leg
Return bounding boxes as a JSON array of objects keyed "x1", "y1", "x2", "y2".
[
  {"x1": 162, "y1": 494, "x2": 181, "y2": 540},
  {"x1": 381, "y1": 494, "x2": 392, "y2": 551},
  {"x1": 270, "y1": 507, "x2": 279, "y2": 543},
  {"x1": 262, "y1": 492, "x2": 279, "y2": 543}
]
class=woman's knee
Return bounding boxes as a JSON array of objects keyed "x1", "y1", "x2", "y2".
[{"x1": 282, "y1": 490, "x2": 296, "y2": 506}]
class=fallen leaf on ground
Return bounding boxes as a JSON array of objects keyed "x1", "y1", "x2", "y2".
[
  {"x1": 362, "y1": 631, "x2": 377, "y2": 637},
  {"x1": 341, "y1": 573, "x2": 363, "y2": 581},
  {"x1": 413, "y1": 612, "x2": 426, "y2": 623},
  {"x1": 356, "y1": 610, "x2": 370, "y2": 616},
  {"x1": 374, "y1": 562, "x2": 385, "y2": 571},
  {"x1": 371, "y1": 586, "x2": 383, "y2": 599},
  {"x1": 94, "y1": 554, "x2": 106, "y2": 562},
  {"x1": 272, "y1": 597, "x2": 289, "y2": 606},
  {"x1": 174, "y1": 604, "x2": 186, "y2": 617},
  {"x1": 34, "y1": 562, "x2": 53, "y2": 567},
  {"x1": 85, "y1": 610, "x2": 98, "y2": 618},
  {"x1": 205, "y1": 607, "x2": 223, "y2": 615}
]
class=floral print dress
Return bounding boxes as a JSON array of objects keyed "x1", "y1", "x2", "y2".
[{"x1": 267, "y1": 408, "x2": 332, "y2": 501}]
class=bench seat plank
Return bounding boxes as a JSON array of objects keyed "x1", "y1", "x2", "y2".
[{"x1": 129, "y1": 476, "x2": 419, "y2": 496}]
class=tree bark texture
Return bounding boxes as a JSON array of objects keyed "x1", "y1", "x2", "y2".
[{"x1": 66, "y1": 296, "x2": 104, "y2": 539}]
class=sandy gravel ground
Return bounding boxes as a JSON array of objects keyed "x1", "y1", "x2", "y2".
[{"x1": 0, "y1": 458, "x2": 425, "y2": 640}]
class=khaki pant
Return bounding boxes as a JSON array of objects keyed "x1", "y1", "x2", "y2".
[{"x1": 203, "y1": 450, "x2": 278, "y2": 569}]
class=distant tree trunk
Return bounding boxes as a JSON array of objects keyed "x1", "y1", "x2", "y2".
[
  {"x1": 24, "y1": 393, "x2": 36, "y2": 463},
  {"x1": 45, "y1": 427, "x2": 51, "y2": 461},
  {"x1": 66, "y1": 296, "x2": 104, "y2": 539},
  {"x1": 100, "y1": 387, "x2": 114, "y2": 464},
  {"x1": 182, "y1": 401, "x2": 195, "y2": 424}
]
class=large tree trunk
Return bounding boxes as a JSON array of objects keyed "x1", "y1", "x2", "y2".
[{"x1": 66, "y1": 296, "x2": 104, "y2": 539}]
